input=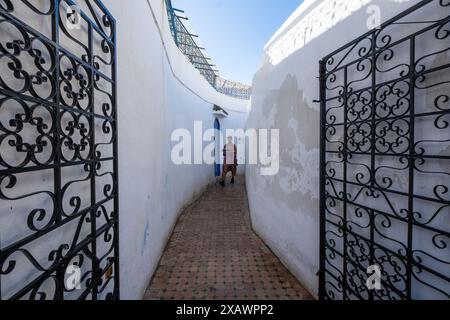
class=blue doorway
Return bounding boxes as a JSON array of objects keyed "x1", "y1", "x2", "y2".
[{"x1": 214, "y1": 119, "x2": 221, "y2": 177}]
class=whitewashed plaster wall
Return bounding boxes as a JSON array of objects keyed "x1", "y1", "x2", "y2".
[
  {"x1": 245, "y1": 0, "x2": 446, "y2": 298},
  {"x1": 98, "y1": 0, "x2": 249, "y2": 300}
]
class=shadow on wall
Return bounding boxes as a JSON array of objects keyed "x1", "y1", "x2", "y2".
[
  {"x1": 246, "y1": 73, "x2": 321, "y2": 297},
  {"x1": 265, "y1": 0, "x2": 375, "y2": 66},
  {"x1": 249, "y1": 74, "x2": 320, "y2": 215}
]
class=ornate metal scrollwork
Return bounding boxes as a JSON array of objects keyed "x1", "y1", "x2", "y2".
[
  {"x1": 0, "y1": 0, "x2": 118, "y2": 300},
  {"x1": 320, "y1": 0, "x2": 450, "y2": 300}
]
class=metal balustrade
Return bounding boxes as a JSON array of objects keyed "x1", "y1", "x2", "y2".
[{"x1": 165, "y1": 0, "x2": 252, "y2": 100}]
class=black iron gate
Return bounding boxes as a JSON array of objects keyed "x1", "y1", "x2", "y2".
[
  {"x1": 319, "y1": 0, "x2": 449, "y2": 300},
  {"x1": 0, "y1": 0, "x2": 119, "y2": 300}
]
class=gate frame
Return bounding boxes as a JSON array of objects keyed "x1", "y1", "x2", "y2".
[
  {"x1": 319, "y1": 0, "x2": 450, "y2": 300},
  {"x1": 0, "y1": 0, "x2": 119, "y2": 300}
]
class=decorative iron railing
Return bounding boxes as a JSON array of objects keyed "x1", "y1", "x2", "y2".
[
  {"x1": 0, "y1": 0, "x2": 119, "y2": 300},
  {"x1": 319, "y1": 0, "x2": 450, "y2": 300},
  {"x1": 215, "y1": 77, "x2": 253, "y2": 101},
  {"x1": 165, "y1": 0, "x2": 252, "y2": 100}
]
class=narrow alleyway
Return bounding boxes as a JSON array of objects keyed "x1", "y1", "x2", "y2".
[{"x1": 144, "y1": 177, "x2": 312, "y2": 300}]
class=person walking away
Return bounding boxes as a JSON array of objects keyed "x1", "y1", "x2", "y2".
[{"x1": 220, "y1": 136, "x2": 237, "y2": 187}]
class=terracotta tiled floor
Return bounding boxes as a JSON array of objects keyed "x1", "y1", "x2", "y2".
[{"x1": 144, "y1": 176, "x2": 313, "y2": 300}]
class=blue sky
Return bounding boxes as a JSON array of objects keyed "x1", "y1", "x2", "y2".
[{"x1": 172, "y1": 0, "x2": 303, "y2": 85}]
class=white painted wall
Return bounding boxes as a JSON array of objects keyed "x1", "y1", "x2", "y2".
[
  {"x1": 245, "y1": 0, "x2": 447, "y2": 299},
  {"x1": 104, "y1": 0, "x2": 249, "y2": 300}
]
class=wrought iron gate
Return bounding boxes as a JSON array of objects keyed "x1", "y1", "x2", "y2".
[
  {"x1": 0, "y1": 0, "x2": 119, "y2": 300},
  {"x1": 319, "y1": 0, "x2": 449, "y2": 300}
]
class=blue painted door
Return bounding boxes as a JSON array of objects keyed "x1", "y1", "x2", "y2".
[{"x1": 214, "y1": 119, "x2": 221, "y2": 177}]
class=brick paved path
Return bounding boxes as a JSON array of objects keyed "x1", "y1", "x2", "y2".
[{"x1": 144, "y1": 177, "x2": 313, "y2": 300}]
